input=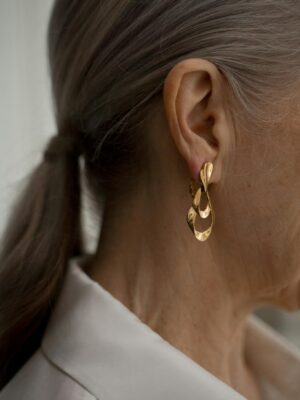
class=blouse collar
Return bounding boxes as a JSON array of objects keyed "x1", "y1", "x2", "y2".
[{"x1": 41, "y1": 254, "x2": 300, "y2": 400}]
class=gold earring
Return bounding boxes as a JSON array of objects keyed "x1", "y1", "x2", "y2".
[{"x1": 186, "y1": 162, "x2": 215, "y2": 241}]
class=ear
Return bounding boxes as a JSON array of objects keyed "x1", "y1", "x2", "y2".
[{"x1": 163, "y1": 58, "x2": 233, "y2": 183}]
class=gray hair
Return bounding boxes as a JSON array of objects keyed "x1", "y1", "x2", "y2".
[{"x1": 49, "y1": 0, "x2": 300, "y2": 194}]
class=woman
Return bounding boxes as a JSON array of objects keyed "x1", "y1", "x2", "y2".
[{"x1": 1, "y1": 0, "x2": 300, "y2": 399}]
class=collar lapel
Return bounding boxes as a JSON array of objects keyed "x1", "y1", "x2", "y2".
[{"x1": 42, "y1": 255, "x2": 245, "y2": 400}]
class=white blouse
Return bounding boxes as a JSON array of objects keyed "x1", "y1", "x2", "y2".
[{"x1": 1, "y1": 254, "x2": 300, "y2": 400}]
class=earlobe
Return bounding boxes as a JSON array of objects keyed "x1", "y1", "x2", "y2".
[{"x1": 163, "y1": 58, "x2": 231, "y2": 184}]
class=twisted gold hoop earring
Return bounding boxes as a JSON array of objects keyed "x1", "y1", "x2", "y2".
[{"x1": 186, "y1": 162, "x2": 215, "y2": 241}]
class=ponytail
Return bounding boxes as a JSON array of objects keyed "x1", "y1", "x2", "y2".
[{"x1": 0, "y1": 136, "x2": 84, "y2": 388}]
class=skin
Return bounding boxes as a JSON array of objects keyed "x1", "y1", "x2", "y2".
[{"x1": 85, "y1": 58, "x2": 300, "y2": 399}]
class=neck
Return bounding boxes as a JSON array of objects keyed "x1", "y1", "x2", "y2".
[{"x1": 86, "y1": 179, "x2": 261, "y2": 399}]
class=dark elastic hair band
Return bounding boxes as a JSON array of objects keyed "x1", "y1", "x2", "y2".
[{"x1": 43, "y1": 134, "x2": 83, "y2": 162}]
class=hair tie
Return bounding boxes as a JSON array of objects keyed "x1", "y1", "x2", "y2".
[{"x1": 43, "y1": 134, "x2": 83, "y2": 162}]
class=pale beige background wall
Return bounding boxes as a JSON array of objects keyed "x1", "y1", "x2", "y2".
[{"x1": 0, "y1": 0, "x2": 55, "y2": 237}]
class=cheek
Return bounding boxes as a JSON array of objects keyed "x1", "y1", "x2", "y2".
[
  {"x1": 249, "y1": 162, "x2": 300, "y2": 276},
  {"x1": 221, "y1": 130, "x2": 300, "y2": 300}
]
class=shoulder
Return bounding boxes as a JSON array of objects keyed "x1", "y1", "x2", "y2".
[{"x1": 0, "y1": 348, "x2": 97, "y2": 400}]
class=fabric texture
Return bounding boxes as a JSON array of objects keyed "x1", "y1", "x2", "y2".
[{"x1": 1, "y1": 254, "x2": 300, "y2": 400}]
